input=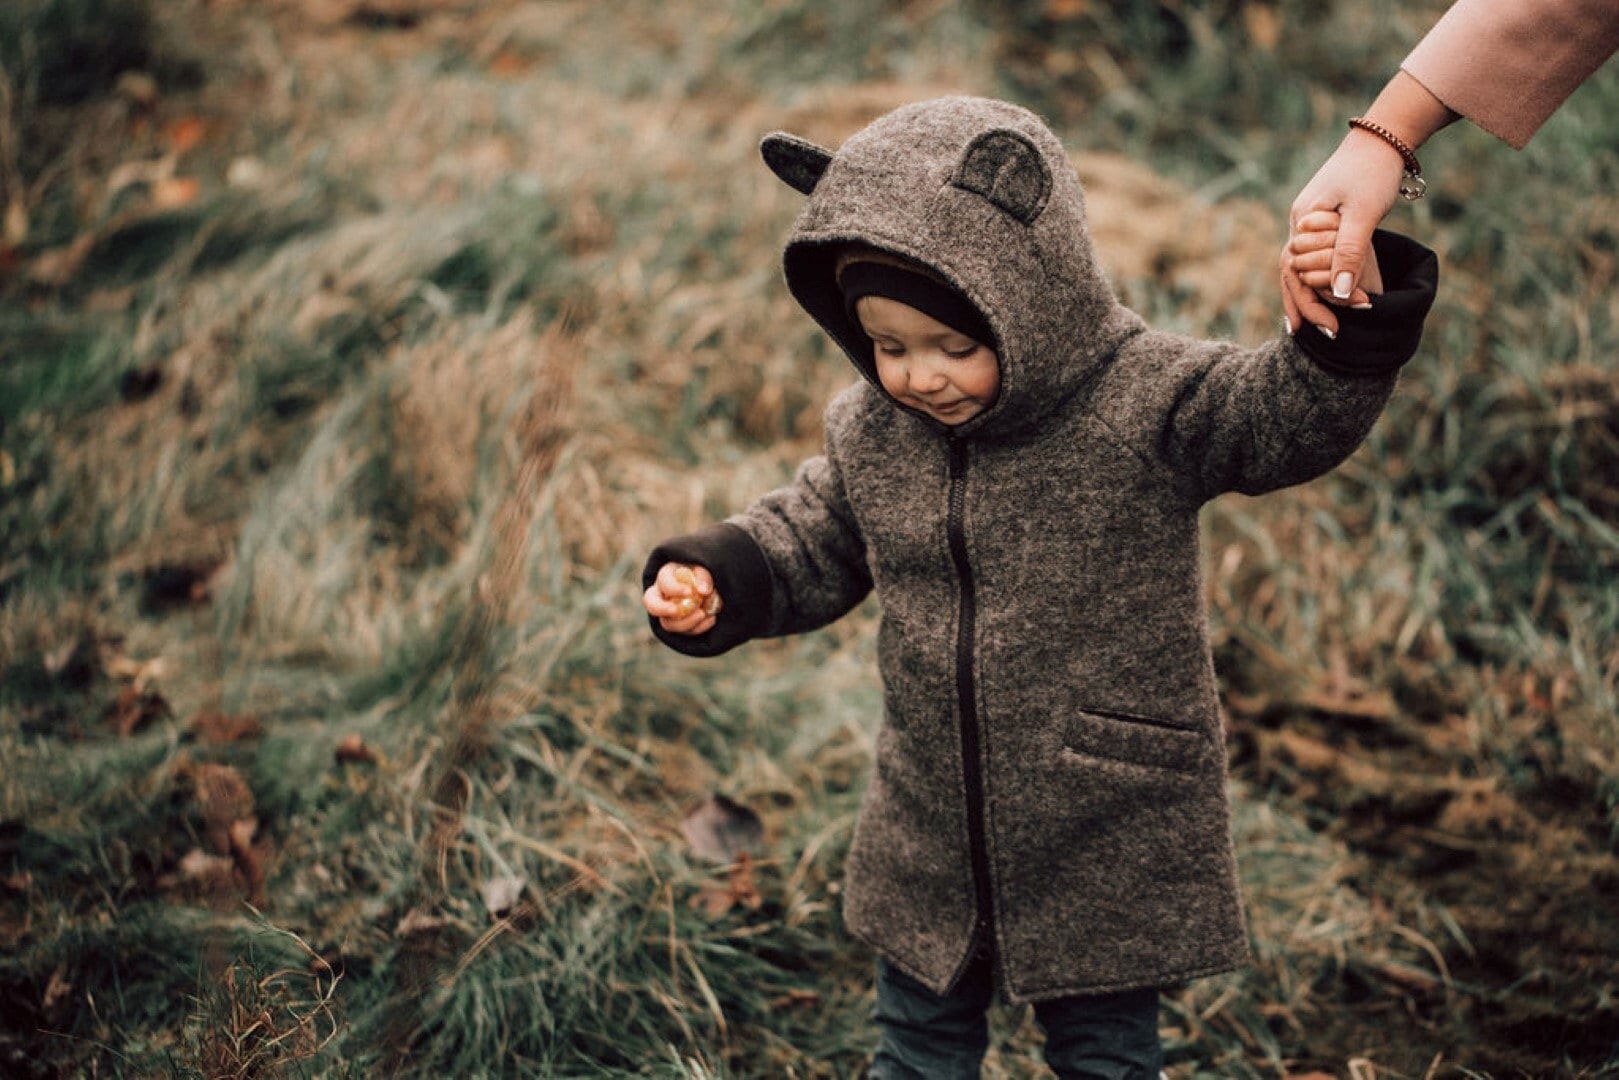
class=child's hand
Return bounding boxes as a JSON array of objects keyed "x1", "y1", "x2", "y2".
[
  {"x1": 1281, "y1": 209, "x2": 1384, "y2": 338},
  {"x1": 643, "y1": 563, "x2": 723, "y2": 636}
]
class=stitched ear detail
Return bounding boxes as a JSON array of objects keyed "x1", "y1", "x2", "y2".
[
  {"x1": 760, "y1": 132, "x2": 834, "y2": 196},
  {"x1": 951, "y1": 129, "x2": 1052, "y2": 226}
]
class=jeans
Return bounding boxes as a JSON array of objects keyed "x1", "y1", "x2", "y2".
[{"x1": 868, "y1": 950, "x2": 1163, "y2": 1080}]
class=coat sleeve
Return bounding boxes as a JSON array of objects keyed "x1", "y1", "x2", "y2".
[
  {"x1": 642, "y1": 400, "x2": 873, "y2": 658},
  {"x1": 1093, "y1": 230, "x2": 1438, "y2": 503},
  {"x1": 1401, "y1": 0, "x2": 1619, "y2": 149}
]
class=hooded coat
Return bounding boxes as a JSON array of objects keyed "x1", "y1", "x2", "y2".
[{"x1": 644, "y1": 96, "x2": 1437, "y2": 1003}]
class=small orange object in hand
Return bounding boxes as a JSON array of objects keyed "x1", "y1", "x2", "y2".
[{"x1": 643, "y1": 562, "x2": 723, "y2": 635}]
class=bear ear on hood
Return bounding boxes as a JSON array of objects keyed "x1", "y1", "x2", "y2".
[
  {"x1": 760, "y1": 132, "x2": 833, "y2": 196},
  {"x1": 952, "y1": 129, "x2": 1051, "y2": 226}
]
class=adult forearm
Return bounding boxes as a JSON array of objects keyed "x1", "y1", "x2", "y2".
[{"x1": 1359, "y1": 69, "x2": 1460, "y2": 154}]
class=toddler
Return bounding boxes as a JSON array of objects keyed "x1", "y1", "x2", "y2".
[{"x1": 642, "y1": 97, "x2": 1435, "y2": 1078}]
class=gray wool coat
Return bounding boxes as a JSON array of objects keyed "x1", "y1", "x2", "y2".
[{"x1": 645, "y1": 96, "x2": 1437, "y2": 1003}]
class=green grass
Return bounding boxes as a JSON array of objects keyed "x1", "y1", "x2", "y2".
[{"x1": 1, "y1": 0, "x2": 1616, "y2": 1075}]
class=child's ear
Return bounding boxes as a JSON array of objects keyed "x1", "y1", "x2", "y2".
[{"x1": 760, "y1": 132, "x2": 833, "y2": 196}]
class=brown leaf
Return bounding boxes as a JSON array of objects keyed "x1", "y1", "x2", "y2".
[
  {"x1": 335, "y1": 733, "x2": 379, "y2": 765},
  {"x1": 108, "y1": 685, "x2": 171, "y2": 736},
  {"x1": 680, "y1": 793, "x2": 764, "y2": 864},
  {"x1": 176, "y1": 758, "x2": 256, "y2": 848},
  {"x1": 166, "y1": 116, "x2": 207, "y2": 154},
  {"x1": 692, "y1": 852, "x2": 763, "y2": 919},
  {"x1": 189, "y1": 709, "x2": 264, "y2": 744},
  {"x1": 42, "y1": 966, "x2": 72, "y2": 1013}
]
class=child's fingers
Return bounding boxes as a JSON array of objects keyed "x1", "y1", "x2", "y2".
[
  {"x1": 684, "y1": 565, "x2": 714, "y2": 597},
  {"x1": 658, "y1": 610, "x2": 716, "y2": 635},
  {"x1": 643, "y1": 582, "x2": 683, "y2": 618},
  {"x1": 1288, "y1": 229, "x2": 1336, "y2": 256},
  {"x1": 1293, "y1": 209, "x2": 1341, "y2": 234},
  {"x1": 657, "y1": 562, "x2": 695, "y2": 598},
  {"x1": 1290, "y1": 247, "x2": 1334, "y2": 273}
]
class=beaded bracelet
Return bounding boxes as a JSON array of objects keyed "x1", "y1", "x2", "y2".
[{"x1": 1348, "y1": 117, "x2": 1427, "y2": 201}]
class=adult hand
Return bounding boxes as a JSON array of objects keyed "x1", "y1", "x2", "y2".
[{"x1": 1283, "y1": 131, "x2": 1404, "y2": 335}]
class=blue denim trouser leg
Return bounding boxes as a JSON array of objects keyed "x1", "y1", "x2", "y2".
[
  {"x1": 868, "y1": 953, "x2": 993, "y2": 1079},
  {"x1": 1033, "y1": 986, "x2": 1163, "y2": 1080},
  {"x1": 868, "y1": 950, "x2": 1162, "y2": 1080}
]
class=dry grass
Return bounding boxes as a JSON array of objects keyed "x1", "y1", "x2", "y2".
[{"x1": 1, "y1": 0, "x2": 1615, "y2": 1076}]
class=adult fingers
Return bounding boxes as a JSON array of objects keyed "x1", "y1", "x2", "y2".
[
  {"x1": 1327, "y1": 207, "x2": 1379, "y2": 301},
  {"x1": 1282, "y1": 250, "x2": 1341, "y2": 336},
  {"x1": 1300, "y1": 275, "x2": 1375, "y2": 308}
]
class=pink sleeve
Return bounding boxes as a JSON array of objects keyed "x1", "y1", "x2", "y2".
[{"x1": 1401, "y1": 0, "x2": 1619, "y2": 149}]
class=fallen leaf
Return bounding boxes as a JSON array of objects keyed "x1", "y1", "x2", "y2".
[
  {"x1": 692, "y1": 852, "x2": 763, "y2": 919},
  {"x1": 335, "y1": 733, "x2": 379, "y2": 765},
  {"x1": 42, "y1": 966, "x2": 72, "y2": 1012},
  {"x1": 2, "y1": 871, "x2": 32, "y2": 892},
  {"x1": 108, "y1": 685, "x2": 170, "y2": 736},
  {"x1": 166, "y1": 116, "x2": 207, "y2": 154},
  {"x1": 680, "y1": 793, "x2": 764, "y2": 864},
  {"x1": 481, "y1": 874, "x2": 526, "y2": 919},
  {"x1": 189, "y1": 709, "x2": 264, "y2": 744},
  {"x1": 176, "y1": 757, "x2": 256, "y2": 853}
]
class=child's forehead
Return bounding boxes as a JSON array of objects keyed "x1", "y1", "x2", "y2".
[{"x1": 855, "y1": 296, "x2": 975, "y2": 338}]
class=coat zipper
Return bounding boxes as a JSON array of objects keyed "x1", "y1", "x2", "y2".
[{"x1": 946, "y1": 437, "x2": 995, "y2": 970}]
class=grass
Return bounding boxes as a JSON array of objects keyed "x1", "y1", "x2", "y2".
[{"x1": 0, "y1": 0, "x2": 1616, "y2": 1075}]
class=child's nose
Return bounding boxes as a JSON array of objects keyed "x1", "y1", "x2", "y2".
[{"x1": 909, "y1": 359, "x2": 949, "y2": 393}]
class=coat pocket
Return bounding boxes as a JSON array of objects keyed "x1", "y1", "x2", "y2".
[{"x1": 1061, "y1": 706, "x2": 1209, "y2": 774}]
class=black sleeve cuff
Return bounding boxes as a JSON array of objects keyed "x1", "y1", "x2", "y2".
[
  {"x1": 1296, "y1": 229, "x2": 1439, "y2": 377},
  {"x1": 642, "y1": 523, "x2": 775, "y2": 657}
]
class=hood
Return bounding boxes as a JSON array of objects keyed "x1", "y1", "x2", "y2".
[{"x1": 762, "y1": 96, "x2": 1144, "y2": 440}]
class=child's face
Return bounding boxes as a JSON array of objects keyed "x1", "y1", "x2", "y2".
[{"x1": 855, "y1": 296, "x2": 1000, "y2": 426}]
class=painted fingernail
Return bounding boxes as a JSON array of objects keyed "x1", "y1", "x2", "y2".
[
  {"x1": 1351, "y1": 301, "x2": 1373, "y2": 310},
  {"x1": 1280, "y1": 314, "x2": 1294, "y2": 337},
  {"x1": 1316, "y1": 325, "x2": 1337, "y2": 340},
  {"x1": 1332, "y1": 272, "x2": 1353, "y2": 300}
]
